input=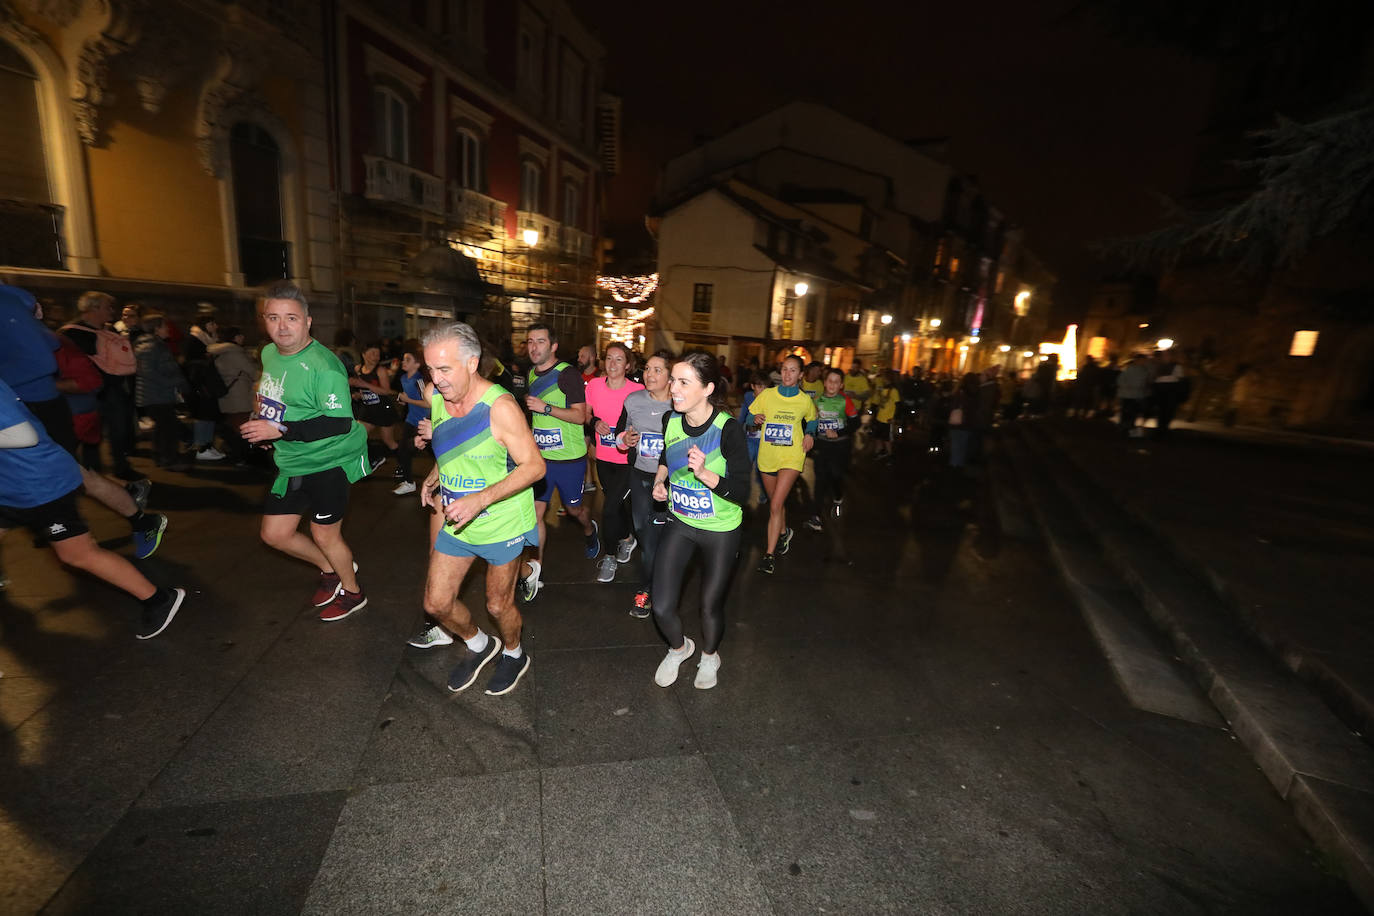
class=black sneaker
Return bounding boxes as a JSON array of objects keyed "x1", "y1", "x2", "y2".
[
  {"x1": 777, "y1": 527, "x2": 794, "y2": 556},
  {"x1": 804, "y1": 515, "x2": 823, "y2": 532},
  {"x1": 126, "y1": 478, "x2": 152, "y2": 512},
  {"x1": 585, "y1": 519, "x2": 602, "y2": 559},
  {"x1": 484, "y1": 652, "x2": 532, "y2": 696},
  {"x1": 757, "y1": 553, "x2": 776, "y2": 575},
  {"x1": 137, "y1": 587, "x2": 186, "y2": 639},
  {"x1": 447, "y1": 636, "x2": 502, "y2": 693}
]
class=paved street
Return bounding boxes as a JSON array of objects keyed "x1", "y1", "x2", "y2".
[{"x1": 0, "y1": 443, "x2": 1363, "y2": 914}]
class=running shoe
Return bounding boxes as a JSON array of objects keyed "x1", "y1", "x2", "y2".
[
  {"x1": 312, "y1": 561, "x2": 359, "y2": 607},
  {"x1": 756, "y1": 492, "x2": 768, "y2": 506},
  {"x1": 596, "y1": 554, "x2": 618, "y2": 583},
  {"x1": 695, "y1": 651, "x2": 721, "y2": 690},
  {"x1": 393, "y1": 481, "x2": 417, "y2": 496},
  {"x1": 132, "y1": 513, "x2": 168, "y2": 560},
  {"x1": 484, "y1": 652, "x2": 531, "y2": 695},
  {"x1": 126, "y1": 478, "x2": 152, "y2": 512},
  {"x1": 137, "y1": 587, "x2": 186, "y2": 639},
  {"x1": 757, "y1": 553, "x2": 776, "y2": 575},
  {"x1": 804, "y1": 515, "x2": 823, "y2": 532},
  {"x1": 518, "y1": 559, "x2": 542, "y2": 602},
  {"x1": 653, "y1": 637, "x2": 695, "y2": 687},
  {"x1": 630, "y1": 590, "x2": 652, "y2": 619},
  {"x1": 320, "y1": 588, "x2": 368, "y2": 622},
  {"x1": 409, "y1": 621, "x2": 454, "y2": 648},
  {"x1": 195, "y1": 447, "x2": 226, "y2": 461},
  {"x1": 833, "y1": 497, "x2": 844, "y2": 517},
  {"x1": 777, "y1": 527, "x2": 794, "y2": 556},
  {"x1": 368, "y1": 456, "x2": 387, "y2": 474},
  {"x1": 585, "y1": 520, "x2": 602, "y2": 559},
  {"x1": 583, "y1": 479, "x2": 597, "y2": 493},
  {"x1": 447, "y1": 636, "x2": 502, "y2": 692},
  {"x1": 392, "y1": 466, "x2": 406, "y2": 480},
  {"x1": 616, "y1": 535, "x2": 638, "y2": 564}
]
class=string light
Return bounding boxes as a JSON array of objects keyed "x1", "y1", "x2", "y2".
[{"x1": 596, "y1": 273, "x2": 659, "y2": 303}]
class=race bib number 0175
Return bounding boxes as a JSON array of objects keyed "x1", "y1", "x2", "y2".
[
  {"x1": 763, "y1": 422, "x2": 793, "y2": 446},
  {"x1": 638, "y1": 431, "x2": 664, "y2": 459},
  {"x1": 533, "y1": 427, "x2": 565, "y2": 451},
  {"x1": 670, "y1": 482, "x2": 715, "y2": 520}
]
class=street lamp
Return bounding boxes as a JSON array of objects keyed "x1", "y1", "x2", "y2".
[
  {"x1": 929, "y1": 317, "x2": 942, "y2": 329},
  {"x1": 880, "y1": 314, "x2": 893, "y2": 325},
  {"x1": 794, "y1": 281, "x2": 809, "y2": 297},
  {"x1": 522, "y1": 228, "x2": 539, "y2": 246},
  {"x1": 1157, "y1": 338, "x2": 1175, "y2": 350}
]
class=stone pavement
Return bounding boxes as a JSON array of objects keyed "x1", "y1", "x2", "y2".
[
  {"x1": 0, "y1": 445, "x2": 1364, "y2": 914},
  {"x1": 1000, "y1": 417, "x2": 1374, "y2": 910}
]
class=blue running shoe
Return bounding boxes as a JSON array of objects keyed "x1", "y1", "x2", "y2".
[
  {"x1": 484, "y1": 652, "x2": 531, "y2": 696},
  {"x1": 585, "y1": 519, "x2": 602, "y2": 559},
  {"x1": 133, "y1": 514, "x2": 168, "y2": 560}
]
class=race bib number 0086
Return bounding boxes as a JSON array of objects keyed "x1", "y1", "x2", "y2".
[
  {"x1": 598, "y1": 432, "x2": 617, "y2": 449},
  {"x1": 670, "y1": 482, "x2": 715, "y2": 520}
]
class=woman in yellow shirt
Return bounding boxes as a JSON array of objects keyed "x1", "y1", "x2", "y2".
[
  {"x1": 748, "y1": 354, "x2": 816, "y2": 574},
  {"x1": 870, "y1": 369, "x2": 901, "y2": 459}
]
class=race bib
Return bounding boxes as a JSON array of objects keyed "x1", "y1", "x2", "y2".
[
  {"x1": 441, "y1": 485, "x2": 489, "y2": 520},
  {"x1": 670, "y1": 482, "x2": 715, "y2": 520},
  {"x1": 817, "y1": 416, "x2": 842, "y2": 433},
  {"x1": 598, "y1": 432, "x2": 617, "y2": 449},
  {"x1": 360, "y1": 390, "x2": 380, "y2": 406},
  {"x1": 763, "y1": 423, "x2": 793, "y2": 446},
  {"x1": 255, "y1": 394, "x2": 286, "y2": 428},
  {"x1": 533, "y1": 426, "x2": 565, "y2": 451},
  {"x1": 638, "y1": 431, "x2": 664, "y2": 459}
]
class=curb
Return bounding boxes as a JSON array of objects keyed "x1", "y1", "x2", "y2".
[{"x1": 1007, "y1": 425, "x2": 1374, "y2": 913}]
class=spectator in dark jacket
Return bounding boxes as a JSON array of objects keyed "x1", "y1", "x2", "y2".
[{"x1": 135, "y1": 313, "x2": 187, "y2": 468}]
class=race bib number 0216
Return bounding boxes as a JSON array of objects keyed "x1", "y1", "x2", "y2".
[
  {"x1": 763, "y1": 422, "x2": 793, "y2": 446},
  {"x1": 670, "y1": 482, "x2": 715, "y2": 520},
  {"x1": 532, "y1": 427, "x2": 565, "y2": 451}
]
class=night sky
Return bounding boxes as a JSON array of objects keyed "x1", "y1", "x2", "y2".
[{"x1": 575, "y1": 0, "x2": 1216, "y2": 321}]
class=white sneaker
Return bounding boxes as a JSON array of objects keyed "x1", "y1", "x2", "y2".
[
  {"x1": 616, "y1": 535, "x2": 638, "y2": 564},
  {"x1": 408, "y1": 622, "x2": 454, "y2": 649},
  {"x1": 518, "y1": 559, "x2": 543, "y2": 602},
  {"x1": 654, "y1": 637, "x2": 695, "y2": 687},
  {"x1": 393, "y1": 481, "x2": 417, "y2": 495},
  {"x1": 596, "y1": 554, "x2": 618, "y2": 583},
  {"x1": 695, "y1": 651, "x2": 721, "y2": 689},
  {"x1": 195, "y1": 447, "x2": 226, "y2": 461},
  {"x1": 583, "y1": 479, "x2": 597, "y2": 493}
]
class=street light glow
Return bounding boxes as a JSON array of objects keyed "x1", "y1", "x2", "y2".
[
  {"x1": 880, "y1": 314, "x2": 893, "y2": 325},
  {"x1": 522, "y1": 228, "x2": 539, "y2": 246},
  {"x1": 1157, "y1": 338, "x2": 1175, "y2": 350},
  {"x1": 1022, "y1": 351, "x2": 1034, "y2": 358},
  {"x1": 794, "y1": 281, "x2": 808, "y2": 297},
  {"x1": 929, "y1": 318, "x2": 942, "y2": 328},
  {"x1": 901, "y1": 333, "x2": 911, "y2": 343},
  {"x1": 998, "y1": 344, "x2": 1011, "y2": 352}
]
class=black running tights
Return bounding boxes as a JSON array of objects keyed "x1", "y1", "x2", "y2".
[
  {"x1": 812, "y1": 440, "x2": 852, "y2": 512},
  {"x1": 628, "y1": 468, "x2": 666, "y2": 589},
  {"x1": 651, "y1": 517, "x2": 741, "y2": 655},
  {"x1": 597, "y1": 458, "x2": 633, "y2": 550}
]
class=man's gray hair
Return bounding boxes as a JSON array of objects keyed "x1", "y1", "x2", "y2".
[
  {"x1": 422, "y1": 321, "x2": 482, "y2": 362},
  {"x1": 262, "y1": 280, "x2": 309, "y2": 315}
]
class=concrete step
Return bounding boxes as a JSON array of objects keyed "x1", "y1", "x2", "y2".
[{"x1": 1007, "y1": 425, "x2": 1374, "y2": 912}]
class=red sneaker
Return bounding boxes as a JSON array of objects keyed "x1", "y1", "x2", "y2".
[
  {"x1": 311, "y1": 571, "x2": 341, "y2": 607},
  {"x1": 320, "y1": 588, "x2": 368, "y2": 622},
  {"x1": 630, "y1": 590, "x2": 652, "y2": 619}
]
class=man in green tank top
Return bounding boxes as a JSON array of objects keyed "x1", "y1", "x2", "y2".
[
  {"x1": 414, "y1": 322, "x2": 545, "y2": 696},
  {"x1": 518, "y1": 323, "x2": 600, "y2": 602},
  {"x1": 240, "y1": 282, "x2": 370, "y2": 623}
]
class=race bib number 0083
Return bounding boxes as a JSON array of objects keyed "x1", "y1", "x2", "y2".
[
  {"x1": 670, "y1": 482, "x2": 715, "y2": 520},
  {"x1": 763, "y1": 422, "x2": 793, "y2": 446},
  {"x1": 533, "y1": 427, "x2": 565, "y2": 451}
]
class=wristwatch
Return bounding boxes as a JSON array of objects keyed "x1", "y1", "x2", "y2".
[{"x1": 543, "y1": 404, "x2": 553, "y2": 415}]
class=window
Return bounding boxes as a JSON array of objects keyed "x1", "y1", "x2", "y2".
[
  {"x1": 456, "y1": 128, "x2": 483, "y2": 191},
  {"x1": 230, "y1": 122, "x2": 288, "y2": 286},
  {"x1": 692, "y1": 283, "x2": 713, "y2": 331},
  {"x1": 520, "y1": 160, "x2": 542, "y2": 212},
  {"x1": 560, "y1": 50, "x2": 584, "y2": 129},
  {"x1": 1289, "y1": 330, "x2": 1318, "y2": 357},
  {"x1": 0, "y1": 40, "x2": 47, "y2": 204},
  {"x1": 372, "y1": 86, "x2": 410, "y2": 163},
  {"x1": 562, "y1": 181, "x2": 580, "y2": 229},
  {"x1": 518, "y1": 25, "x2": 544, "y2": 95}
]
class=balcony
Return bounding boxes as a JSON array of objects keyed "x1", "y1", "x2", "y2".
[
  {"x1": 451, "y1": 186, "x2": 507, "y2": 233},
  {"x1": 515, "y1": 210, "x2": 559, "y2": 250},
  {"x1": 363, "y1": 155, "x2": 444, "y2": 214},
  {"x1": 560, "y1": 226, "x2": 593, "y2": 260},
  {"x1": 0, "y1": 199, "x2": 65, "y2": 270}
]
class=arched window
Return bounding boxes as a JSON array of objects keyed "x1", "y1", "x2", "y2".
[
  {"x1": 373, "y1": 85, "x2": 410, "y2": 163},
  {"x1": 230, "y1": 122, "x2": 288, "y2": 286},
  {"x1": 0, "y1": 38, "x2": 62, "y2": 269},
  {"x1": 456, "y1": 127, "x2": 483, "y2": 191},
  {"x1": 520, "y1": 159, "x2": 542, "y2": 213}
]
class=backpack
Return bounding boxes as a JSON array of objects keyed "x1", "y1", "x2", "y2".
[{"x1": 62, "y1": 323, "x2": 136, "y2": 376}]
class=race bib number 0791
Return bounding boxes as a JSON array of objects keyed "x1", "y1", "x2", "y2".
[{"x1": 255, "y1": 394, "x2": 286, "y2": 428}]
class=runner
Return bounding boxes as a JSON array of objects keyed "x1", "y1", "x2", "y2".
[
  {"x1": 844, "y1": 358, "x2": 872, "y2": 411},
  {"x1": 805, "y1": 368, "x2": 860, "y2": 531},
  {"x1": 869, "y1": 368, "x2": 901, "y2": 460},
  {"x1": 411, "y1": 323, "x2": 544, "y2": 695},
  {"x1": 615, "y1": 349, "x2": 674, "y2": 616},
  {"x1": 649, "y1": 351, "x2": 751, "y2": 689},
  {"x1": 240, "y1": 282, "x2": 370, "y2": 622},
  {"x1": 518, "y1": 323, "x2": 599, "y2": 601},
  {"x1": 577, "y1": 343, "x2": 599, "y2": 494},
  {"x1": 350, "y1": 342, "x2": 399, "y2": 472},
  {"x1": 800, "y1": 361, "x2": 824, "y2": 401},
  {"x1": 393, "y1": 347, "x2": 428, "y2": 495},
  {"x1": 585, "y1": 342, "x2": 643, "y2": 583},
  {"x1": 0, "y1": 378, "x2": 186, "y2": 639},
  {"x1": 749, "y1": 354, "x2": 817, "y2": 574},
  {"x1": 737, "y1": 371, "x2": 769, "y2": 505}
]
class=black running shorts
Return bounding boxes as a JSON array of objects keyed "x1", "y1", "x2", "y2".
[
  {"x1": 263, "y1": 466, "x2": 351, "y2": 525},
  {"x1": 0, "y1": 489, "x2": 88, "y2": 542}
]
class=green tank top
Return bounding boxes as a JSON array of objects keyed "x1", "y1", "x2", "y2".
[
  {"x1": 528, "y1": 361, "x2": 587, "y2": 461},
  {"x1": 664, "y1": 411, "x2": 742, "y2": 532},
  {"x1": 432, "y1": 384, "x2": 536, "y2": 545}
]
